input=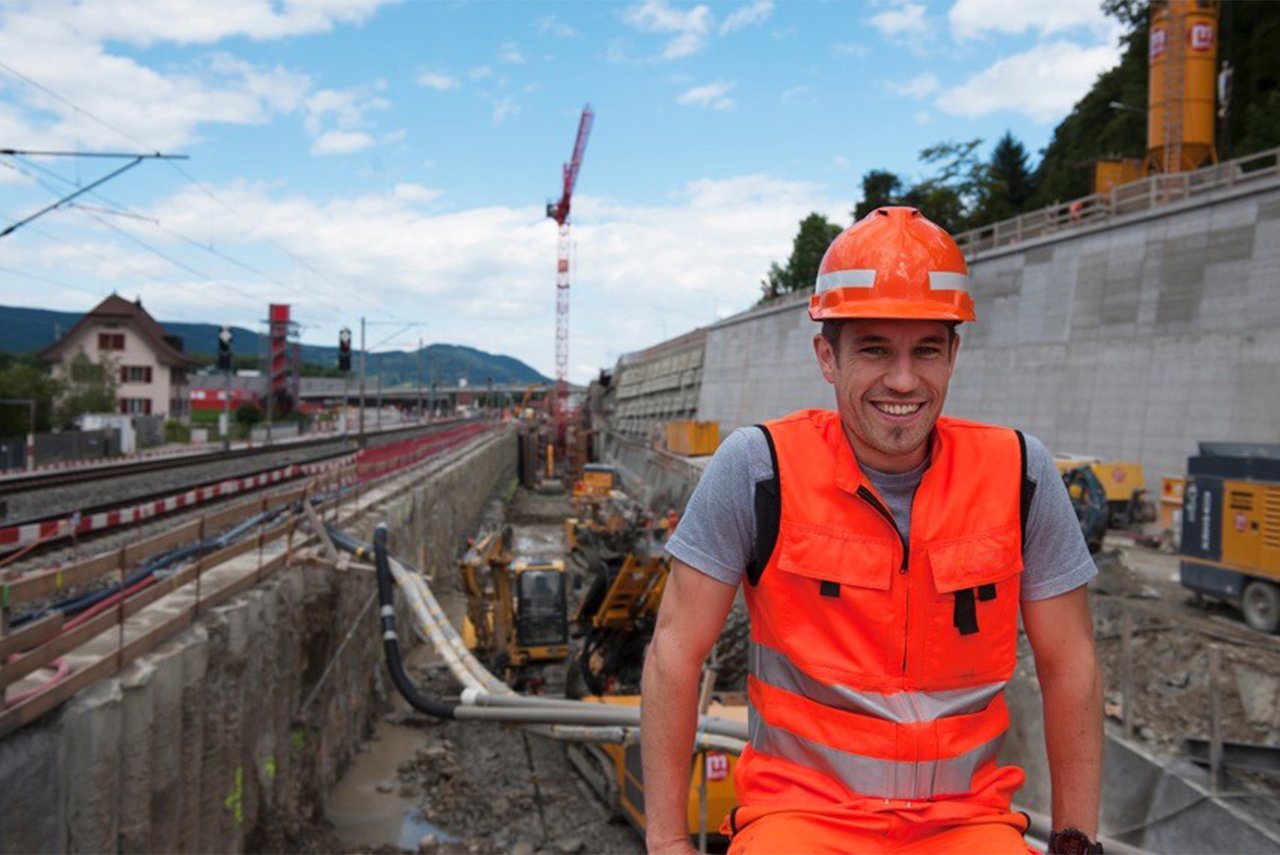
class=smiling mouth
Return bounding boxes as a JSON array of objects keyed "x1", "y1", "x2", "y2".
[{"x1": 871, "y1": 401, "x2": 924, "y2": 417}]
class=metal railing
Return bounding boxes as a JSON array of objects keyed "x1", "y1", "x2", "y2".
[{"x1": 953, "y1": 146, "x2": 1280, "y2": 257}]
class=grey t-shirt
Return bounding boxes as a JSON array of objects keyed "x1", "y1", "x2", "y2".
[{"x1": 667, "y1": 425, "x2": 1097, "y2": 601}]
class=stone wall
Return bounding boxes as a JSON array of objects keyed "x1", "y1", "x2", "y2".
[{"x1": 0, "y1": 429, "x2": 516, "y2": 853}]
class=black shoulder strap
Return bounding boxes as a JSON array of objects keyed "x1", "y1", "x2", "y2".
[
  {"x1": 1015, "y1": 429, "x2": 1036, "y2": 550},
  {"x1": 746, "y1": 424, "x2": 781, "y2": 587}
]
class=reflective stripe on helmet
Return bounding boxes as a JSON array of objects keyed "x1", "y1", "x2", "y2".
[
  {"x1": 928, "y1": 271, "x2": 970, "y2": 293},
  {"x1": 815, "y1": 268, "x2": 877, "y2": 293},
  {"x1": 748, "y1": 705, "x2": 1005, "y2": 800},
  {"x1": 751, "y1": 642, "x2": 1003, "y2": 722}
]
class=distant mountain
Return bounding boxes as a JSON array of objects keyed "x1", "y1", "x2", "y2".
[{"x1": 1, "y1": 304, "x2": 551, "y2": 386}]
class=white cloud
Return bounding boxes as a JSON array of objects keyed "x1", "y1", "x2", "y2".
[
  {"x1": 884, "y1": 72, "x2": 939, "y2": 99},
  {"x1": 867, "y1": 2, "x2": 928, "y2": 39},
  {"x1": 492, "y1": 97, "x2": 521, "y2": 123},
  {"x1": 832, "y1": 42, "x2": 868, "y2": 57},
  {"x1": 622, "y1": 0, "x2": 712, "y2": 59},
  {"x1": 302, "y1": 84, "x2": 389, "y2": 152},
  {"x1": 779, "y1": 85, "x2": 812, "y2": 106},
  {"x1": 499, "y1": 41, "x2": 524, "y2": 64},
  {"x1": 949, "y1": 0, "x2": 1117, "y2": 41},
  {"x1": 536, "y1": 15, "x2": 576, "y2": 38},
  {"x1": 311, "y1": 130, "x2": 374, "y2": 155},
  {"x1": 470, "y1": 65, "x2": 494, "y2": 80},
  {"x1": 677, "y1": 81, "x2": 735, "y2": 111},
  {"x1": 416, "y1": 71, "x2": 459, "y2": 91},
  {"x1": 936, "y1": 40, "x2": 1120, "y2": 122},
  {"x1": 20, "y1": 173, "x2": 840, "y2": 381},
  {"x1": 832, "y1": 155, "x2": 851, "y2": 171},
  {"x1": 719, "y1": 0, "x2": 773, "y2": 35},
  {"x1": 1, "y1": 0, "x2": 393, "y2": 48}
]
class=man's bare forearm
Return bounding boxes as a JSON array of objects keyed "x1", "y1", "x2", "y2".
[
  {"x1": 640, "y1": 631, "x2": 702, "y2": 853},
  {"x1": 1038, "y1": 647, "x2": 1103, "y2": 838}
]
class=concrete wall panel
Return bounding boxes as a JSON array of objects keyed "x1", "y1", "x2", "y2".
[{"x1": 688, "y1": 177, "x2": 1280, "y2": 481}]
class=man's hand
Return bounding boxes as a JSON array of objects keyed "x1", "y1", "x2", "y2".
[
  {"x1": 1022, "y1": 586, "x2": 1103, "y2": 840},
  {"x1": 641, "y1": 560, "x2": 738, "y2": 853}
]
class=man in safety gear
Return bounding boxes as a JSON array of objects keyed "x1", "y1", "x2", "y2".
[{"x1": 640, "y1": 207, "x2": 1103, "y2": 854}]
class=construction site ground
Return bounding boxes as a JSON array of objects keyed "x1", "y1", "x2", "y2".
[
  {"x1": 317, "y1": 485, "x2": 645, "y2": 854},
  {"x1": 272, "y1": 495, "x2": 1280, "y2": 853}
]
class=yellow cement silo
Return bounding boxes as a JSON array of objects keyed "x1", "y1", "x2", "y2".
[{"x1": 1147, "y1": 0, "x2": 1219, "y2": 173}]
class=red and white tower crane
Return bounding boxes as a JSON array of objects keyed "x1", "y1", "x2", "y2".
[{"x1": 546, "y1": 103, "x2": 594, "y2": 437}]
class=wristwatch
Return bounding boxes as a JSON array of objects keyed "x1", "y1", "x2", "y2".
[{"x1": 1048, "y1": 827, "x2": 1103, "y2": 854}]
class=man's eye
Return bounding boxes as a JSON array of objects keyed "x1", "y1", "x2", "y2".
[
  {"x1": 916, "y1": 347, "x2": 941, "y2": 357},
  {"x1": 860, "y1": 347, "x2": 888, "y2": 356}
]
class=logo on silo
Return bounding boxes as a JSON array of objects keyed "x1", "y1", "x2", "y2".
[
  {"x1": 1150, "y1": 27, "x2": 1166, "y2": 60},
  {"x1": 1188, "y1": 22, "x2": 1214, "y2": 52}
]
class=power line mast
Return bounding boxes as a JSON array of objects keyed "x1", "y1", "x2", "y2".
[{"x1": 546, "y1": 104, "x2": 594, "y2": 446}]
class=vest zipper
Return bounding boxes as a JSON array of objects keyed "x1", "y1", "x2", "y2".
[
  {"x1": 857, "y1": 485, "x2": 911, "y2": 674},
  {"x1": 855, "y1": 487, "x2": 908, "y2": 571}
]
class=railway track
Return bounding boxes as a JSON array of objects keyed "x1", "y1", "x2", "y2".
[
  {"x1": 0, "y1": 420, "x2": 455, "y2": 495},
  {"x1": 0, "y1": 420, "x2": 469, "y2": 559},
  {"x1": 0, "y1": 421, "x2": 505, "y2": 737}
]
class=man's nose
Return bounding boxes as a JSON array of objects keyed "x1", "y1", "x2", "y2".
[{"x1": 882, "y1": 353, "x2": 920, "y2": 393}]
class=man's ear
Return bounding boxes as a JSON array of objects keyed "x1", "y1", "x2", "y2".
[
  {"x1": 949, "y1": 329, "x2": 961, "y2": 365},
  {"x1": 813, "y1": 332, "x2": 838, "y2": 385}
]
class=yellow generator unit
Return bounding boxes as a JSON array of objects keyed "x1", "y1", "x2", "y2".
[
  {"x1": 573, "y1": 463, "x2": 618, "y2": 499},
  {"x1": 1180, "y1": 443, "x2": 1280, "y2": 633},
  {"x1": 1147, "y1": 0, "x2": 1219, "y2": 173}
]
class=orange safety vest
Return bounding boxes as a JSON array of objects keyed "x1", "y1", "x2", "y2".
[{"x1": 735, "y1": 409, "x2": 1030, "y2": 820}]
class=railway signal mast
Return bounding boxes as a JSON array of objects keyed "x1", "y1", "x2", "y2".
[{"x1": 546, "y1": 104, "x2": 594, "y2": 443}]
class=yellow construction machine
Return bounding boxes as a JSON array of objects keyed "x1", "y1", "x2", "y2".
[
  {"x1": 459, "y1": 526, "x2": 569, "y2": 686},
  {"x1": 563, "y1": 502, "x2": 750, "y2": 845},
  {"x1": 1055, "y1": 454, "x2": 1159, "y2": 551}
]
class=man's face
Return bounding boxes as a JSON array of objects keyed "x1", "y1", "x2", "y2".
[{"x1": 813, "y1": 318, "x2": 960, "y2": 473}]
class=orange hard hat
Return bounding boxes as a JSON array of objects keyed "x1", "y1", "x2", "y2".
[{"x1": 810, "y1": 206, "x2": 976, "y2": 323}]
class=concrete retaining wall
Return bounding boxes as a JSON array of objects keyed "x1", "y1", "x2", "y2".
[
  {"x1": 0, "y1": 429, "x2": 516, "y2": 853},
  {"x1": 692, "y1": 176, "x2": 1280, "y2": 480}
]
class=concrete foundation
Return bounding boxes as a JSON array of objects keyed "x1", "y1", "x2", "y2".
[{"x1": 0, "y1": 430, "x2": 516, "y2": 853}]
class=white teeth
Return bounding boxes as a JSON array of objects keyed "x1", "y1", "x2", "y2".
[{"x1": 875, "y1": 402, "x2": 922, "y2": 416}]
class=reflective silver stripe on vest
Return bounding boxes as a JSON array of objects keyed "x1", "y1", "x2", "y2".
[
  {"x1": 748, "y1": 706, "x2": 1004, "y2": 800},
  {"x1": 815, "y1": 268, "x2": 876, "y2": 293},
  {"x1": 751, "y1": 641, "x2": 1004, "y2": 722}
]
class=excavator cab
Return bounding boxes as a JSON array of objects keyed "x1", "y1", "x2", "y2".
[{"x1": 512, "y1": 558, "x2": 570, "y2": 660}]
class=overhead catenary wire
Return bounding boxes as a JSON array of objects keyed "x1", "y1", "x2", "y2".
[{"x1": 0, "y1": 62, "x2": 353, "y2": 322}]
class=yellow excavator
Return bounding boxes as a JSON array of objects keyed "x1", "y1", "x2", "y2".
[{"x1": 459, "y1": 526, "x2": 569, "y2": 688}]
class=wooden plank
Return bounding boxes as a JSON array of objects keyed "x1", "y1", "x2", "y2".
[
  {"x1": 202, "y1": 553, "x2": 288, "y2": 612},
  {"x1": 199, "y1": 537, "x2": 257, "y2": 571},
  {"x1": 124, "y1": 519, "x2": 202, "y2": 566},
  {"x1": 0, "y1": 613, "x2": 63, "y2": 659},
  {"x1": 5, "y1": 550, "x2": 120, "y2": 606},
  {"x1": 0, "y1": 655, "x2": 118, "y2": 740},
  {"x1": 266, "y1": 486, "x2": 306, "y2": 512},
  {"x1": 197, "y1": 501, "x2": 260, "y2": 537},
  {"x1": 0, "y1": 609, "x2": 116, "y2": 690},
  {"x1": 122, "y1": 564, "x2": 200, "y2": 620}
]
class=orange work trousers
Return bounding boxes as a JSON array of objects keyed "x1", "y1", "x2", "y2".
[{"x1": 727, "y1": 810, "x2": 1036, "y2": 855}]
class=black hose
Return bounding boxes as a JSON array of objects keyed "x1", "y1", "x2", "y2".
[{"x1": 371, "y1": 523, "x2": 456, "y2": 719}]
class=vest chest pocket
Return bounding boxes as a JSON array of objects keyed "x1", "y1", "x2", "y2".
[
  {"x1": 767, "y1": 526, "x2": 901, "y2": 681},
  {"x1": 921, "y1": 526, "x2": 1022, "y2": 683}
]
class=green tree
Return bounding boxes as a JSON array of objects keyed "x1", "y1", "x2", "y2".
[
  {"x1": 854, "y1": 170, "x2": 904, "y2": 220},
  {"x1": 972, "y1": 132, "x2": 1036, "y2": 226},
  {"x1": 235, "y1": 402, "x2": 262, "y2": 429},
  {"x1": 759, "y1": 212, "x2": 844, "y2": 303},
  {"x1": 0, "y1": 359, "x2": 60, "y2": 436},
  {"x1": 55, "y1": 350, "x2": 117, "y2": 428}
]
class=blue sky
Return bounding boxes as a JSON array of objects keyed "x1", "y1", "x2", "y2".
[{"x1": 0, "y1": 0, "x2": 1123, "y2": 382}]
